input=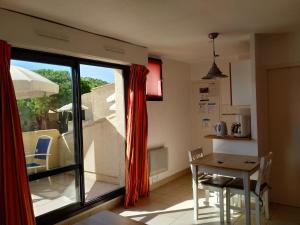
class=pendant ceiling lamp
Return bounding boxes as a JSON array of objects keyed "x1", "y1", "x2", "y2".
[{"x1": 202, "y1": 32, "x2": 228, "y2": 79}]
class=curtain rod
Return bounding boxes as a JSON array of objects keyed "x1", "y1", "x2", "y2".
[{"x1": 0, "y1": 7, "x2": 147, "y2": 49}]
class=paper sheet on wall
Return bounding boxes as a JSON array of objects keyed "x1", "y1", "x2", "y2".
[
  {"x1": 199, "y1": 102, "x2": 208, "y2": 114},
  {"x1": 207, "y1": 102, "x2": 217, "y2": 114},
  {"x1": 202, "y1": 118, "x2": 211, "y2": 130},
  {"x1": 199, "y1": 87, "x2": 209, "y2": 101}
]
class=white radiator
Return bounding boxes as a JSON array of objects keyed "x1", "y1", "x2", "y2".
[{"x1": 148, "y1": 146, "x2": 168, "y2": 177}]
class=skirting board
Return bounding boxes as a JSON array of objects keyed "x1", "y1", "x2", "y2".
[{"x1": 150, "y1": 167, "x2": 190, "y2": 191}]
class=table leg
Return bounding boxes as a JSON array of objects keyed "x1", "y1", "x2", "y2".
[
  {"x1": 243, "y1": 172, "x2": 251, "y2": 225},
  {"x1": 226, "y1": 187, "x2": 231, "y2": 223},
  {"x1": 192, "y1": 165, "x2": 198, "y2": 223},
  {"x1": 219, "y1": 189, "x2": 224, "y2": 223}
]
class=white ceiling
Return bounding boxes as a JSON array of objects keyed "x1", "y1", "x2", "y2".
[{"x1": 1, "y1": 0, "x2": 300, "y2": 63}]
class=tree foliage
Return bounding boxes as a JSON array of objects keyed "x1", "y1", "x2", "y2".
[
  {"x1": 80, "y1": 77, "x2": 108, "y2": 94},
  {"x1": 17, "y1": 69, "x2": 108, "y2": 131}
]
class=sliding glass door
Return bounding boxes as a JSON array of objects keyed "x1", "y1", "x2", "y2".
[
  {"x1": 10, "y1": 48, "x2": 127, "y2": 225},
  {"x1": 79, "y1": 64, "x2": 125, "y2": 202},
  {"x1": 11, "y1": 59, "x2": 80, "y2": 216}
]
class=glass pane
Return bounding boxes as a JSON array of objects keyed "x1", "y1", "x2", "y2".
[
  {"x1": 79, "y1": 64, "x2": 125, "y2": 201},
  {"x1": 146, "y1": 60, "x2": 162, "y2": 97},
  {"x1": 30, "y1": 171, "x2": 78, "y2": 216},
  {"x1": 10, "y1": 59, "x2": 75, "y2": 172}
]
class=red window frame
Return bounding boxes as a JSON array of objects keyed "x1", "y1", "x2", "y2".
[{"x1": 146, "y1": 58, "x2": 163, "y2": 101}]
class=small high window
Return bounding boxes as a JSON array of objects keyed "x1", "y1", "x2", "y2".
[{"x1": 146, "y1": 58, "x2": 163, "y2": 101}]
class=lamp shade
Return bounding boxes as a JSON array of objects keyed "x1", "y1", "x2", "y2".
[
  {"x1": 202, "y1": 62, "x2": 227, "y2": 79},
  {"x1": 201, "y1": 32, "x2": 228, "y2": 79}
]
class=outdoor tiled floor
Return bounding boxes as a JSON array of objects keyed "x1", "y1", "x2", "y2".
[{"x1": 30, "y1": 173, "x2": 120, "y2": 216}]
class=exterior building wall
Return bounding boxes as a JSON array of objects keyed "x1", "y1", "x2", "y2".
[{"x1": 60, "y1": 69, "x2": 125, "y2": 185}]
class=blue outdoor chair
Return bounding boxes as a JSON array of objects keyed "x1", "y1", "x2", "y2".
[{"x1": 26, "y1": 135, "x2": 52, "y2": 174}]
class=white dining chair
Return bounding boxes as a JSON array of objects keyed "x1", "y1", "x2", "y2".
[
  {"x1": 188, "y1": 148, "x2": 233, "y2": 223},
  {"x1": 226, "y1": 152, "x2": 272, "y2": 225}
]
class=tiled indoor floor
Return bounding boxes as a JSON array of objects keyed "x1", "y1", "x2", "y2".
[
  {"x1": 76, "y1": 173, "x2": 300, "y2": 225},
  {"x1": 30, "y1": 173, "x2": 120, "y2": 216}
]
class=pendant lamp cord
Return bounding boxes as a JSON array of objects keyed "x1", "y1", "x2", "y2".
[{"x1": 212, "y1": 37, "x2": 219, "y2": 62}]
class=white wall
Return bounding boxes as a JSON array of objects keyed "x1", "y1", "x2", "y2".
[
  {"x1": 190, "y1": 59, "x2": 258, "y2": 156},
  {"x1": 190, "y1": 80, "x2": 213, "y2": 155},
  {"x1": 0, "y1": 9, "x2": 147, "y2": 65},
  {"x1": 254, "y1": 32, "x2": 300, "y2": 205},
  {"x1": 254, "y1": 32, "x2": 300, "y2": 155},
  {"x1": 190, "y1": 33, "x2": 300, "y2": 157},
  {"x1": 147, "y1": 58, "x2": 192, "y2": 183},
  {"x1": 0, "y1": 8, "x2": 195, "y2": 185},
  {"x1": 255, "y1": 33, "x2": 300, "y2": 67},
  {"x1": 1, "y1": 8, "x2": 268, "y2": 184}
]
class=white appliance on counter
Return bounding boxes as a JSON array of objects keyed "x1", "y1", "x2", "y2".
[
  {"x1": 214, "y1": 121, "x2": 228, "y2": 136},
  {"x1": 231, "y1": 114, "x2": 251, "y2": 137}
]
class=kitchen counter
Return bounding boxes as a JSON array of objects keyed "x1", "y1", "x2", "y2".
[{"x1": 204, "y1": 134, "x2": 252, "y2": 141}]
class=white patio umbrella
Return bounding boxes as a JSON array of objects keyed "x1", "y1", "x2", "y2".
[
  {"x1": 10, "y1": 65, "x2": 59, "y2": 99},
  {"x1": 57, "y1": 103, "x2": 88, "y2": 112}
]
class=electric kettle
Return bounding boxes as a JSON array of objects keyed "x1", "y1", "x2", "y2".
[{"x1": 214, "y1": 121, "x2": 227, "y2": 136}]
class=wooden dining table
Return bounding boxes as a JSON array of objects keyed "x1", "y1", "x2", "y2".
[{"x1": 190, "y1": 153, "x2": 260, "y2": 225}]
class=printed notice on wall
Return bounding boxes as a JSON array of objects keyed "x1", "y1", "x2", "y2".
[
  {"x1": 207, "y1": 102, "x2": 217, "y2": 114},
  {"x1": 202, "y1": 118, "x2": 211, "y2": 129},
  {"x1": 199, "y1": 102, "x2": 208, "y2": 113},
  {"x1": 199, "y1": 87, "x2": 209, "y2": 101}
]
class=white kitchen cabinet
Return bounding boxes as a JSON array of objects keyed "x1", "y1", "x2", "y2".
[
  {"x1": 219, "y1": 76, "x2": 231, "y2": 105},
  {"x1": 231, "y1": 59, "x2": 252, "y2": 106},
  {"x1": 218, "y1": 62, "x2": 231, "y2": 105}
]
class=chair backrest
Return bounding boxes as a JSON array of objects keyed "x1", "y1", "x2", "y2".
[
  {"x1": 255, "y1": 152, "x2": 273, "y2": 195},
  {"x1": 34, "y1": 135, "x2": 52, "y2": 160},
  {"x1": 188, "y1": 148, "x2": 204, "y2": 172}
]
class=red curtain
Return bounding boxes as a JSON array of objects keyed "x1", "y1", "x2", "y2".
[
  {"x1": 0, "y1": 40, "x2": 36, "y2": 225},
  {"x1": 125, "y1": 64, "x2": 149, "y2": 207}
]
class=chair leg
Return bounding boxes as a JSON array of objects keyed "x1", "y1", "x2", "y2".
[
  {"x1": 48, "y1": 176, "x2": 52, "y2": 185},
  {"x1": 226, "y1": 188, "x2": 231, "y2": 223},
  {"x1": 35, "y1": 168, "x2": 39, "y2": 183},
  {"x1": 204, "y1": 189, "x2": 210, "y2": 206},
  {"x1": 219, "y1": 189, "x2": 224, "y2": 223},
  {"x1": 264, "y1": 190, "x2": 270, "y2": 220},
  {"x1": 239, "y1": 194, "x2": 243, "y2": 208},
  {"x1": 255, "y1": 195, "x2": 261, "y2": 225}
]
